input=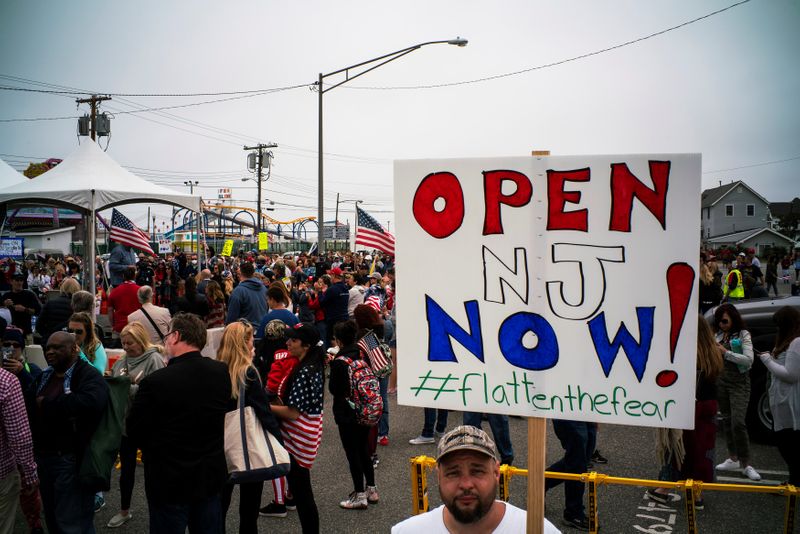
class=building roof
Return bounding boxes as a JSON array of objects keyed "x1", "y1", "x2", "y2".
[
  {"x1": 769, "y1": 198, "x2": 800, "y2": 218},
  {"x1": 706, "y1": 226, "x2": 795, "y2": 246},
  {"x1": 701, "y1": 180, "x2": 770, "y2": 209}
]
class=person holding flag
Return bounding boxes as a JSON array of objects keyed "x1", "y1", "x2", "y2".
[{"x1": 108, "y1": 209, "x2": 153, "y2": 288}]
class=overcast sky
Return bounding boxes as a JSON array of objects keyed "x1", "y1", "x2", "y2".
[{"x1": 0, "y1": 0, "x2": 797, "y2": 236}]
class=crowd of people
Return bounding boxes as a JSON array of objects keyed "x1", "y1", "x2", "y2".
[{"x1": 0, "y1": 243, "x2": 799, "y2": 533}]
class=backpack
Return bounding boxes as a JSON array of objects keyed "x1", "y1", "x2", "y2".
[
  {"x1": 337, "y1": 355, "x2": 383, "y2": 426},
  {"x1": 356, "y1": 330, "x2": 393, "y2": 378}
]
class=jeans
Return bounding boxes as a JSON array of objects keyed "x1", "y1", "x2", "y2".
[
  {"x1": 545, "y1": 420, "x2": 597, "y2": 521},
  {"x1": 37, "y1": 453, "x2": 96, "y2": 534},
  {"x1": 422, "y1": 408, "x2": 448, "y2": 438},
  {"x1": 717, "y1": 369, "x2": 751, "y2": 463},
  {"x1": 378, "y1": 376, "x2": 389, "y2": 437},
  {"x1": 462, "y1": 412, "x2": 515, "y2": 465},
  {"x1": 148, "y1": 494, "x2": 223, "y2": 534},
  {"x1": 118, "y1": 436, "x2": 138, "y2": 511}
]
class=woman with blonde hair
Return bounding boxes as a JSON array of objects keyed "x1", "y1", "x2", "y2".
[
  {"x1": 107, "y1": 322, "x2": 165, "y2": 527},
  {"x1": 67, "y1": 311, "x2": 107, "y2": 375},
  {"x1": 217, "y1": 320, "x2": 280, "y2": 534}
]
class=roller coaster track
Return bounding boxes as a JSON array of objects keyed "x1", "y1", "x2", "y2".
[{"x1": 202, "y1": 203, "x2": 315, "y2": 225}]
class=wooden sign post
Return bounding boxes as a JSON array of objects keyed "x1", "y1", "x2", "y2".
[{"x1": 527, "y1": 149, "x2": 550, "y2": 534}]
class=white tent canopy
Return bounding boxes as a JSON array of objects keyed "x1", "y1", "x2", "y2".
[
  {"x1": 0, "y1": 158, "x2": 27, "y2": 188},
  {"x1": 0, "y1": 140, "x2": 200, "y2": 212}
]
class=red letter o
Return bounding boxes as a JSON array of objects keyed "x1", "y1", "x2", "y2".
[{"x1": 412, "y1": 172, "x2": 465, "y2": 239}]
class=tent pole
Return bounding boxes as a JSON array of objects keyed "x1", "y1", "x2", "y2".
[{"x1": 87, "y1": 190, "x2": 96, "y2": 298}]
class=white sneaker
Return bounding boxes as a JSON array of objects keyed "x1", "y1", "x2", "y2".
[
  {"x1": 339, "y1": 491, "x2": 368, "y2": 509},
  {"x1": 107, "y1": 512, "x2": 132, "y2": 528},
  {"x1": 409, "y1": 435, "x2": 435, "y2": 445},
  {"x1": 716, "y1": 458, "x2": 741, "y2": 471},
  {"x1": 743, "y1": 465, "x2": 762, "y2": 481}
]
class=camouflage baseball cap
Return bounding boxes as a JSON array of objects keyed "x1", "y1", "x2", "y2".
[
  {"x1": 264, "y1": 319, "x2": 287, "y2": 340},
  {"x1": 436, "y1": 425, "x2": 499, "y2": 462}
]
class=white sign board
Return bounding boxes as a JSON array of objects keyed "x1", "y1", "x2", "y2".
[
  {"x1": 395, "y1": 154, "x2": 700, "y2": 429},
  {"x1": 158, "y1": 239, "x2": 172, "y2": 254}
]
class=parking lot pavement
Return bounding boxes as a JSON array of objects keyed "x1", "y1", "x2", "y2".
[{"x1": 15, "y1": 387, "x2": 797, "y2": 533}]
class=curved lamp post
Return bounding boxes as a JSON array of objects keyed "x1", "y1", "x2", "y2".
[{"x1": 316, "y1": 37, "x2": 467, "y2": 255}]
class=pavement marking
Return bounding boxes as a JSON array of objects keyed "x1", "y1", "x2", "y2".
[
  {"x1": 716, "y1": 475, "x2": 785, "y2": 486},
  {"x1": 634, "y1": 495, "x2": 679, "y2": 533}
]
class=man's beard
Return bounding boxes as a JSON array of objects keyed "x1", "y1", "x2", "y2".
[{"x1": 444, "y1": 490, "x2": 493, "y2": 524}]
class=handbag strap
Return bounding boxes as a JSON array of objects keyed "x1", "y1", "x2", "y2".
[{"x1": 139, "y1": 306, "x2": 166, "y2": 342}]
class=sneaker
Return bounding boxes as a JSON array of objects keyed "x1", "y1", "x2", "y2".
[
  {"x1": 372, "y1": 454, "x2": 380, "y2": 469},
  {"x1": 340, "y1": 491, "x2": 368, "y2": 510},
  {"x1": 591, "y1": 449, "x2": 608, "y2": 464},
  {"x1": 743, "y1": 465, "x2": 762, "y2": 481},
  {"x1": 259, "y1": 501, "x2": 287, "y2": 517},
  {"x1": 366, "y1": 485, "x2": 379, "y2": 504},
  {"x1": 716, "y1": 458, "x2": 741, "y2": 471},
  {"x1": 434, "y1": 429, "x2": 446, "y2": 439},
  {"x1": 284, "y1": 496, "x2": 296, "y2": 511},
  {"x1": 107, "y1": 512, "x2": 132, "y2": 528},
  {"x1": 378, "y1": 435, "x2": 389, "y2": 447},
  {"x1": 645, "y1": 489, "x2": 670, "y2": 505},
  {"x1": 409, "y1": 435, "x2": 435, "y2": 445},
  {"x1": 94, "y1": 494, "x2": 106, "y2": 513},
  {"x1": 562, "y1": 515, "x2": 590, "y2": 531}
]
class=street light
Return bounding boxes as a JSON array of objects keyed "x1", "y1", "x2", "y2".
[
  {"x1": 184, "y1": 181, "x2": 199, "y2": 255},
  {"x1": 316, "y1": 37, "x2": 468, "y2": 255}
]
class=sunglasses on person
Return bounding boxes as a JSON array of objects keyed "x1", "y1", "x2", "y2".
[
  {"x1": 719, "y1": 319, "x2": 730, "y2": 325},
  {"x1": 66, "y1": 328, "x2": 85, "y2": 335},
  {"x1": 2, "y1": 342, "x2": 21, "y2": 348}
]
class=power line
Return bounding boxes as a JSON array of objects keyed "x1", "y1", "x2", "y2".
[
  {"x1": 703, "y1": 155, "x2": 800, "y2": 174},
  {"x1": 0, "y1": 81, "x2": 310, "y2": 98},
  {"x1": 341, "y1": 0, "x2": 752, "y2": 91}
]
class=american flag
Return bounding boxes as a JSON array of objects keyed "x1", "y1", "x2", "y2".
[
  {"x1": 357, "y1": 330, "x2": 391, "y2": 373},
  {"x1": 110, "y1": 208, "x2": 153, "y2": 252},
  {"x1": 356, "y1": 206, "x2": 395, "y2": 255}
]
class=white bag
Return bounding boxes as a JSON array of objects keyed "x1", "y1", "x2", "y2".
[{"x1": 224, "y1": 382, "x2": 290, "y2": 483}]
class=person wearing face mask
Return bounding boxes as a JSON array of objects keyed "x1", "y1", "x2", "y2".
[{"x1": 25, "y1": 331, "x2": 109, "y2": 534}]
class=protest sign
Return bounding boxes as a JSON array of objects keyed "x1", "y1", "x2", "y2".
[
  {"x1": 158, "y1": 239, "x2": 172, "y2": 254},
  {"x1": 221, "y1": 239, "x2": 234, "y2": 257},
  {"x1": 395, "y1": 154, "x2": 701, "y2": 429},
  {"x1": 258, "y1": 232, "x2": 269, "y2": 251}
]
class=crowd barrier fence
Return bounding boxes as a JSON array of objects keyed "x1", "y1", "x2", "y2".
[{"x1": 409, "y1": 455, "x2": 798, "y2": 534}]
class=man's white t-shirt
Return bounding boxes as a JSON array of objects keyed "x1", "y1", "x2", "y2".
[{"x1": 392, "y1": 502, "x2": 561, "y2": 533}]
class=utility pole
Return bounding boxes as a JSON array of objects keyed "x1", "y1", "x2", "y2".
[
  {"x1": 75, "y1": 95, "x2": 111, "y2": 141},
  {"x1": 184, "y1": 181, "x2": 199, "y2": 254},
  {"x1": 333, "y1": 192, "x2": 340, "y2": 242},
  {"x1": 243, "y1": 143, "x2": 278, "y2": 234}
]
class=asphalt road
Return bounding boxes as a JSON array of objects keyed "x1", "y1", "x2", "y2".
[{"x1": 13, "y1": 388, "x2": 798, "y2": 533}]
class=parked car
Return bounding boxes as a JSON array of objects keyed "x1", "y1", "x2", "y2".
[{"x1": 705, "y1": 294, "x2": 800, "y2": 442}]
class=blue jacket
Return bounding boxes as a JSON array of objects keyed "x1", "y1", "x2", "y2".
[
  {"x1": 109, "y1": 243, "x2": 136, "y2": 286},
  {"x1": 320, "y1": 281, "x2": 350, "y2": 323},
  {"x1": 226, "y1": 278, "x2": 268, "y2": 326}
]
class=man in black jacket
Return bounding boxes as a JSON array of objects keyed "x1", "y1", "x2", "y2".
[
  {"x1": 127, "y1": 312, "x2": 231, "y2": 534},
  {"x1": 27, "y1": 330, "x2": 109, "y2": 534}
]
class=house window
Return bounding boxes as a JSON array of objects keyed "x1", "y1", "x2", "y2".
[
  {"x1": 746, "y1": 204, "x2": 755, "y2": 217},
  {"x1": 725, "y1": 204, "x2": 734, "y2": 217}
]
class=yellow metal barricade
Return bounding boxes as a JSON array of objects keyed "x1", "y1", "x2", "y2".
[{"x1": 410, "y1": 456, "x2": 799, "y2": 534}]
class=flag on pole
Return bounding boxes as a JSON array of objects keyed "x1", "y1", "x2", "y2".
[
  {"x1": 355, "y1": 207, "x2": 395, "y2": 255},
  {"x1": 109, "y1": 208, "x2": 153, "y2": 252}
]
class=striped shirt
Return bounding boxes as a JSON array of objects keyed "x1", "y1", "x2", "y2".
[
  {"x1": 0, "y1": 369, "x2": 38, "y2": 486},
  {"x1": 280, "y1": 365, "x2": 324, "y2": 469}
]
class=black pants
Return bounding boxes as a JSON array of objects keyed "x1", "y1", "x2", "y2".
[
  {"x1": 775, "y1": 429, "x2": 800, "y2": 485},
  {"x1": 287, "y1": 455, "x2": 318, "y2": 534},
  {"x1": 221, "y1": 480, "x2": 263, "y2": 534},
  {"x1": 337, "y1": 422, "x2": 375, "y2": 493},
  {"x1": 119, "y1": 435, "x2": 138, "y2": 510}
]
